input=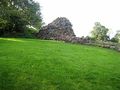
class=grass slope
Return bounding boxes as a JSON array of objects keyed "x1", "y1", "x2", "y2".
[{"x1": 0, "y1": 38, "x2": 120, "y2": 90}]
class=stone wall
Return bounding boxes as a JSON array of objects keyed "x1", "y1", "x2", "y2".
[
  {"x1": 37, "y1": 17, "x2": 120, "y2": 52},
  {"x1": 37, "y1": 17, "x2": 75, "y2": 40},
  {"x1": 88, "y1": 41, "x2": 120, "y2": 52},
  {"x1": 37, "y1": 17, "x2": 89, "y2": 43}
]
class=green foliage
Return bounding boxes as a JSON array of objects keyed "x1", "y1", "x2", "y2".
[
  {"x1": 0, "y1": 0, "x2": 42, "y2": 37},
  {"x1": 115, "y1": 31, "x2": 120, "y2": 43},
  {"x1": 91, "y1": 22, "x2": 109, "y2": 41},
  {"x1": 0, "y1": 18, "x2": 7, "y2": 29},
  {"x1": 0, "y1": 18, "x2": 8, "y2": 34},
  {"x1": 111, "y1": 31, "x2": 120, "y2": 43},
  {"x1": 111, "y1": 37, "x2": 119, "y2": 43},
  {"x1": 0, "y1": 38, "x2": 120, "y2": 90}
]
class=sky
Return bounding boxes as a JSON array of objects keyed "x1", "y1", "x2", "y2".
[{"x1": 34, "y1": 0, "x2": 120, "y2": 37}]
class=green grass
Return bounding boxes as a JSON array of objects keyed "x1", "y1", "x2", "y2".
[{"x1": 0, "y1": 38, "x2": 120, "y2": 90}]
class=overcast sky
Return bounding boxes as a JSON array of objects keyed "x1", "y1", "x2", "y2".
[{"x1": 34, "y1": 0, "x2": 120, "y2": 37}]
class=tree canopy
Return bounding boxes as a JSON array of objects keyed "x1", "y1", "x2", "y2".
[
  {"x1": 111, "y1": 30, "x2": 120, "y2": 43},
  {"x1": 91, "y1": 22, "x2": 109, "y2": 41},
  {"x1": 0, "y1": 0, "x2": 42, "y2": 36}
]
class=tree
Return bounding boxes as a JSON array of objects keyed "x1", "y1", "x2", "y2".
[
  {"x1": 91, "y1": 22, "x2": 109, "y2": 41},
  {"x1": 111, "y1": 30, "x2": 120, "y2": 43},
  {"x1": 0, "y1": 0, "x2": 42, "y2": 36}
]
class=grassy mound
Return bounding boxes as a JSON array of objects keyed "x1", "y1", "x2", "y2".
[{"x1": 0, "y1": 38, "x2": 120, "y2": 90}]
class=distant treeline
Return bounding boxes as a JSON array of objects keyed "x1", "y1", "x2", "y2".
[{"x1": 91, "y1": 22, "x2": 120, "y2": 43}]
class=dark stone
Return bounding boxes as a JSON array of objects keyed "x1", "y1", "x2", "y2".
[{"x1": 37, "y1": 17, "x2": 75, "y2": 41}]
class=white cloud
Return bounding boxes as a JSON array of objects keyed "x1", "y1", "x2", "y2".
[{"x1": 34, "y1": 0, "x2": 120, "y2": 37}]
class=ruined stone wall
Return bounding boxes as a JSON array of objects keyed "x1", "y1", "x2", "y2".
[
  {"x1": 37, "y1": 17, "x2": 120, "y2": 52},
  {"x1": 37, "y1": 17, "x2": 76, "y2": 41}
]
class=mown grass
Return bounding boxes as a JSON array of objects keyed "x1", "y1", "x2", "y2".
[{"x1": 0, "y1": 38, "x2": 120, "y2": 90}]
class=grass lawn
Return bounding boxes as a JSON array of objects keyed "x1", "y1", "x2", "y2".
[{"x1": 0, "y1": 38, "x2": 120, "y2": 90}]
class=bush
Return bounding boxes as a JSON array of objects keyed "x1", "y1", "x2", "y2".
[
  {"x1": 0, "y1": 27, "x2": 38, "y2": 38},
  {"x1": 111, "y1": 38, "x2": 119, "y2": 43}
]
